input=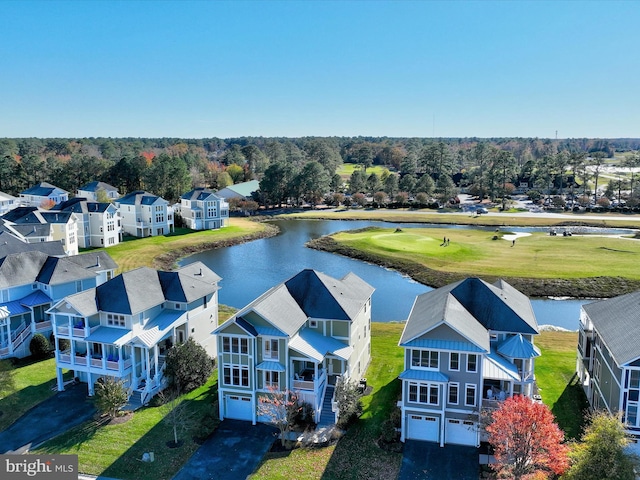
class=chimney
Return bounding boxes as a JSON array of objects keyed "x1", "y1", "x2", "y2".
[{"x1": 96, "y1": 256, "x2": 100, "y2": 268}]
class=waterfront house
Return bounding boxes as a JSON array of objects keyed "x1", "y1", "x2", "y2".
[
  {"x1": 178, "y1": 188, "x2": 229, "y2": 230},
  {"x1": 48, "y1": 262, "x2": 220, "y2": 406},
  {"x1": 0, "y1": 250, "x2": 117, "y2": 359},
  {"x1": 214, "y1": 269, "x2": 374, "y2": 424},
  {"x1": 115, "y1": 190, "x2": 174, "y2": 238},
  {"x1": 576, "y1": 291, "x2": 640, "y2": 455},
  {"x1": 398, "y1": 277, "x2": 540, "y2": 447}
]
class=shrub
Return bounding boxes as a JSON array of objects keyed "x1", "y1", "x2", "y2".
[
  {"x1": 29, "y1": 333, "x2": 51, "y2": 358},
  {"x1": 95, "y1": 377, "x2": 128, "y2": 419},
  {"x1": 290, "y1": 400, "x2": 316, "y2": 430},
  {"x1": 164, "y1": 338, "x2": 213, "y2": 393},
  {"x1": 334, "y1": 377, "x2": 363, "y2": 429}
]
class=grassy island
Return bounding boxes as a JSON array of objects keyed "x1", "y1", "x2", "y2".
[{"x1": 308, "y1": 226, "x2": 640, "y2": 298}]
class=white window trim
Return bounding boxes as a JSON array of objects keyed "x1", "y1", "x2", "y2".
[
  {"x1": 449, "y1": 352, "x2": 459, "y2": 371},
  {"x1": 465, "y1": 383, "x2": 477, "y2": 407},
  {"x1": 448, "y1": 382, "x2": 459, "y2": 405},
  {"x1": 467, "y1": 354, "x2": 478, "y2": 373},
  {"x1": 411, "y1": 349, "x2": 439, "y2": 370}
]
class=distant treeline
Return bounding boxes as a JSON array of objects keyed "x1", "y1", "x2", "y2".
[{"x1": 0, "y1": 137, "x2": 638, "y2": 205}]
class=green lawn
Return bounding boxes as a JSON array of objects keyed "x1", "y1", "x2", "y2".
[
  {"x1": 328, "y1": 226, "x2": 640, "y2": 280},
  {"x1": 284, "y1": 209, "x2": 640, "y2": 229},
  {"x1": 535, "y1": 331, "x2": 589, "y2": 439},
  {"x1": 0, "y1": 357, "x2": 62, "y2": 431},
  {"x1": 336, "y1": 163, "x2": 390, "y2": 180},
  {"x1": 94, "y1": 217, "x2": 271, "y2": 273}
]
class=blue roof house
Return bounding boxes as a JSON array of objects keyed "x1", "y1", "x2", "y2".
[
  {"x1": 19, "y1": 182, "x2": 69, "y2": 208},
  {"x1": 115, "y1": 191, "x2": 174, "y2": 238}
]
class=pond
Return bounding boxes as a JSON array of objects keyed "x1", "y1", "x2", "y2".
[{"x1": 180, "y1": 219, "x2": 625, "y2": 330}]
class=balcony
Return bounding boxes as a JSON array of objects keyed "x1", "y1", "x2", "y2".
[
  {"x1": 57, "y1": 351, "x2": 132, "y2": 371},
  {"x1": 56, "y1": 324, "x2": 99, "y2": 338},
  {"x1": 293, "y1": 368, "x2": 326, "y2": 391},
  {"x1": 34, "y1": 321, "x2": 52, "y2": 332}
]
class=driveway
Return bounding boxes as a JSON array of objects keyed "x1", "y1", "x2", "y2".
[
  {"x1": 399, "y1": 441, "x2": 479, "y2": 480},
  {"x1": 172, "y1": 419, "x2": 278, "y2": 480},
  {"x1": 0, "y1": 382, "x2": 95, "y2": 454}
]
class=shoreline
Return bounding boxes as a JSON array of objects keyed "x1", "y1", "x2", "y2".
[
  {"x1": 306, "y1": 235, "x2": 640, "y2": 299},
  {"x1": 152, "y1": 221, "x2": 280, "y2": 271}
]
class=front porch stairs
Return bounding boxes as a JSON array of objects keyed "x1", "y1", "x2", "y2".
[
  {"x1": 317, "y1": 385, "x2": 335, "y2": 428},
  {"x1": 123, "y1": 389, "x2": 144, "y2": 411}
]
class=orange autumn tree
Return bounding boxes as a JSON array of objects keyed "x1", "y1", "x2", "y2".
[{"x1": 486, "y1": 395, "x2": 569, "y2": 480}]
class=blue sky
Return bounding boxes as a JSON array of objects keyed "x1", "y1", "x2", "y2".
[{"x1": 1, "y1": 0, "x2": 638, "y2": 139}]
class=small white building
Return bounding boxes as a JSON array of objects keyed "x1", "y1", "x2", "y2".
[
  {"x1": 54, "y1": 198, "x2": 121, "y2": 248},
  {"x1": 179, "y1": 188, "x2": 229, "y2": 230},
  {"x1": 77, "y1": 181, "x2": 120, "y2": 202},
  {"x1": 115, "y1": 191, "x2": 174, "y2": 238}
]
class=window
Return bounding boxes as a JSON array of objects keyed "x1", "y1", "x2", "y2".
[
  {"x1": 450, "y1": 352, "x2": 459, "y2": 371},
  {"x1": 408, "y1": 382, "x2": 439, "y2": 405},
  {"x1": 107, "y1": 313, "x2": 125, "y2": 327},
  {"x1": 465, "y1": 384, "x2": 477, "y2": 407},
  {"x1": 412, "y1": 350, "x2": 438, "y2": 369},
  {"x1": 449, "y1": 383, "x2": 459, "y2": 404},
  {"x1": 309, "y1": 320, "x2": 317, "y2": 328},
  {"x1": 222, "y1": 337, "x2": 248, "y2": 354},
  {"x1": 265, "y1": 371, "x2": 279, "y2": 388},
  {"x1": 264, "y1": 339, "x2": 279, "y2": 360},
  {"x1": 467, "y1": 354, "x2": 477, "y2": 373},
  {"x1": 626, "y1": 370, "x2": 640, "y2": 427},
  {"x1": 223, "y1": 365, "x2": 249, "y2": 387}
]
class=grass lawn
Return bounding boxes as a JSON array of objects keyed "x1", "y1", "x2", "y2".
[
  {"x1": 34, "y1": 372, "x2": 219, "y2": 480},
  {"x1": 284, "y1": 209, "x2": 640, "y2": 229},
  {"x1": 0, "y1": 357, "x2": 64, "y2": 431},
  {"x1": 535, "y1": 331, "x2": 589, "y2": 440},
  {"x1": 94, "y1": 217, "x2": 271, "y2": 273},
  {"x1": 327, "y1": 226, "x2": 640, "y2": 280},
  {"x1": 336, "y1": 163, "x2": 390, "y2": 180}
]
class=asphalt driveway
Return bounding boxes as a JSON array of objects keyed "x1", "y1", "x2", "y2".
[
  {"x1": 0, "y1": 382, "x2": 95, "y2": 454},
  {"x1": 399, "y1": 441, "x2": 479, "y2": 480},
  {"x1": 172, "y1": 419, "x2": 278, "y2": 480}
]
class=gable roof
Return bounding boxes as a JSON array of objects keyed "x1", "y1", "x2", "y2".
[
  {"x1": 215, "y1": 269, "x2": 374, "y2": 338},
  {"x1": 400, "y1": 277, "x2": 537, "y2": 349},
  {"x1": 583, "y1": 291, "x2": 640, "y2": 366},
  {"x1": 65, "y1": 251, "x2": 118, "y2": 273},
  {"x1": 217, "y1": 180, "x2": 259, "y2": 198},
  {"x1": 0, "y1": 250, "x2": 97, "y2": 288},
  {"x1": 117, "y1": 190, "x2": 166, "y2": 206},
  {"x1": 180, "y1": 188, "x2": 223, "y2": 202},
  {"x1": 20, "y1": 182, "x2": 68, "y2": 196},
  {"x1": 78, "y1": 181, "x2": 119, "y2": 194},
  {"x1": 0, "y1": 229, "x2": 66, "y2": 258}
]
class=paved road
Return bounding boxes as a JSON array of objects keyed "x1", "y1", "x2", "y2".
[
  {"x1": 0, "y1": 383, "x2": 95, "y2": 454},
  {"x1": 172, "y1": 420, "x2": 278, "y2": 480},
  {"x1": 398, "y1": 441, "x2": 479, "y2": 480}
]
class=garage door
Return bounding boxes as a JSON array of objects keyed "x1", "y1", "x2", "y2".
[
  {"x1": 226, "y1": 395, "x2": 252, "y2": 421},
  {"x1": 407, "y1": 414, "x2": 439, "y2": 442},
  {"x1": 445, "y1": 418, "x2": 477, "y2": 446}
]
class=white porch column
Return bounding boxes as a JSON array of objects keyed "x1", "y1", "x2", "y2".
[
  {"x1": 153, "y1": 345, "x2": 159, "y2": 379},
  {"x1": 88, "y1": 372, "x2": 95, "y2": 396},
  {"x1": 145, "y1": 348, "x2": 151, "y2": 386},
  {"x1": 56, "y1": 367, "x2": 64, "y2": 391}
]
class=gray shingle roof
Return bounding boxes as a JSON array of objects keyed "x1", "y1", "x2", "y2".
[
  {"x1": 65, "y1": 251, "x2": 118, "y2": 273},
  {"x1": 117, "y1": 191, "x2": 165, "y2": 206},
  {"x1": 79, "y1": 181, "x2": 118, "y2": 193},
  {"x1": 180, "y1": 188, "x2": 223, "y2": 202},
  {"x1": 583, "y1": 291, "x2": 640, "y2": 366},
  {"x1": 400, "y1": 277, "x2": 537, "y2": 350},
  {"x1": 0, "y1": 229, "x2": 66, "y2": 258},
  {"x1": 0, "y1": 250, "x2": 97, "y2": 288}
]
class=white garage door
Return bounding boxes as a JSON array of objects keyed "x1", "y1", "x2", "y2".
[
  {"x1": 226, "y1": 395, "x2": 252, "y2": 421},
  {"x1": 407, "y1": 414, "x2": 439, "y2": 442},
  {"x1": 445, "y1": 418, "x2": 477, "y2": 446}
]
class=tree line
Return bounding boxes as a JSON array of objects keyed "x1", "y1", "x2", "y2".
[{"x1": 0, "y1": 136, "x2": 638, "y2": 207}]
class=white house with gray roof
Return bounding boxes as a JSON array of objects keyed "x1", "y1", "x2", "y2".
[
  {"x1": 178, "y1": 188, "x2": 229, "y2": 230},
  {"x1": 77, "y1": 181, "x2": 120, "y2": 202},
  {"x1": 19, "y1": 182, "x2": 69, "y2": 208},
  {"x1": 115, "y1": 190, "x2": 174, "y2": 238},
  {"x1": 0, "y1": 250, "x2": 117, "y2": 359},
  {"x1": 48, "y1": 262, "x2": 220, "y2": 405},
  {"x1": 398, "y1": 277, "x2": 539, "y2": 447},
  {"x1": 576, "y1": 291, "x2": 640, "y2": 455},
  {"x1": 213, "y1": 269, "x2": 373, "y2": 425},
  {"x1": 54, "y1": 198, "x2": 121, "y2": 248}
]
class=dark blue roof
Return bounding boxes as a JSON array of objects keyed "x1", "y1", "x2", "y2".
[
  {"x1": 2, "y1": 207, "x2": 39, "y2": 222},
  {"x1": 158, "y1": 271, "x2": 187, "y2": 302},
  {"x1": 20, "y1": 182, "x2": 67, "y2": 196},
  {"x1": 118, "y1": 190, "x2": 161, "y2": 205},
  {"x1": 284, "y1": 269, "x2": 349, "y2": 320}
]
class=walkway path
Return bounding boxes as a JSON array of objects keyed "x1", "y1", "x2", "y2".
[{"x1": 0, "y1": 383, "x2": 95, "y2": 454}]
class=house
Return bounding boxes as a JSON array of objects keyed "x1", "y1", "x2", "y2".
[
  {"x1": 0, "y1": 227, "x2": 66, "y2": 258},
  {"x1": 77, "y1": 181, "x2": 120, "y2": 202},
  {"x1": 397, "y1": 277, "x2": 540, "y2": 447},
  {"x1": 48, "y1": 262, "x2": 220, "y2": 406},
  {"x1": 214, "y1": 269, "x2": 374, "y2": 425},
  {"x1": 19, "y1": 182, "x2": 69, "y2": 208},
  {"x1": 576, "y1": 291, "x2": 640, "y2": 455},
  {"x1": 0, "y1": 250, "x2": 117, "y2": 359},
  {"x1": 178, "y1": 188, "x2": 229, "y2": 230},
  {"x1": 1, "y1": 206, "x2": 79, "y2": 256},
  {"x1": 216, "y1": 180, "x2": 260, "y2": 201},
  {"x1": 0, "y1": 191, "x2": 18, "y2": 215},
  {"x1": 54, "y1": 198, "x2": 121, "y2": 248},
  {"x1": 115, "y1": 190, "x2": 174, "y2": 237}
]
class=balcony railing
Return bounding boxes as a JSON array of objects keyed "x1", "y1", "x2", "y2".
[
  {"x1": 58, "y1": 351, "x2": 132, "y2": 371},
  {"x1": 293, "y1": 369, "x2": 326, "y2": 391},
  {"x1": 35, "y1": 321, "x2": 52, "y2": 332},
  {"x1": 55, "y1": 324, "x2": 99, "y2": 338}
]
